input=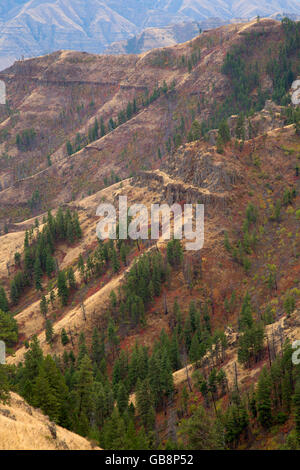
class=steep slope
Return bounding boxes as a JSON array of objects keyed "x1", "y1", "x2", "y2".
[
  {"x1": 0, "y1": 18, "x2": 295, "y2": 228},
  {"x1": 0, "y1": 393, "x2": 100, "y2": 450},
  {"x1": 1, "y1": 18, "x2": 300, "y2": 450},
  {"x1": 4, "y1": 105, "x2": 299, "y2": 364},
  {"x1": 2, "y1": 101, "x2": 299, "y2": 449}
]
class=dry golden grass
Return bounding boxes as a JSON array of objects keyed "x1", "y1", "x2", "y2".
[{"x1": 0, "y1": 393, "x2": 100, "y2": 450}]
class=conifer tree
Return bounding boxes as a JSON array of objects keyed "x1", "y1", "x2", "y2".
[
  {"x1": 117, "y1": 382, "x2": 128, "y2": 414},
  {"x1": 257, "y1": 366, "x2": 272, "y2": 429},
  {"x1": 170, "y1": 331, "x2": 181, "y2": 370},
  {"x1": 20, "y1": 336, "x2": 44, "y2": 403},
  {"x1": 178, "y1": 405, "x2": 224, "y2": 450},
  {"x1": 189, "y1": 333, "x2": 201, "y2": 363},
  {"x1": 67, "y1": 267, "x2": 76, "y2": 290},
  {"x1": 0, "y1": 309, "x2": 18, "y2": 350},
  {"x1": 100, "y1": 408, "x2": 126, "y2": 450},
  {"x1": 61, "y1": 328, "x2": 69, "y2": 346},
  {"x1": 45, "y1": 252, "x2": 56, "y2": 277},
  {"x1": 40, "y1": 295, "x2": 48, "y2": 317},
  {"x1": 66, "y1": 140, "x2": 73, "y2": 156},
  {"x1": 218, "y1": 120, "x2": 231, "y2": 143},
  {"x1": 75, "y1": 354, "x2": 95, "y2": 435},
  {"x1": 294, "y1": 380, "x2": 300, "y2": 445},
  {"x1": 77, "y1": 254, "x2": 86, "y2": 282},
  {"x1": 91, "y1": 328, "x2": 104, "y2": 367},
  {"x1": 0, "y1": 365, "x2": 10, "y2": 404},
  {"x1": 111, "y1": 247, "x2": 120, "y2": 273},
  {"x1": 32, "y1": 368, "x2": 59, "y2": 420},
  {"x1": 50, "y1": 290, "x2": 55, "y2": 308},
  {"x1": 77, "y1": 332, "x2": 88, "y2": 365},
  {"x1": 0, "y1": 287, "x2": 9, "y2": 312},
  {"x1": 136, "y1": 379, "x2": 155, "y2": 431},
  {"x1": 34, "y1": 256, "x2": 43, "y2": 291},
  {"x1": 45, "y1": 319, "x2": 54, "y2": 344},
  {"x1": 57, "y1": 271, "x2": 69, "y2": 306}
]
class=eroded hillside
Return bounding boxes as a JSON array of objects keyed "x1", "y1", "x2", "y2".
[
  {"x1": 0, "y1": 18, "x2": 294, "y2": 226},
  {"x1": 0, "y1": 18, "x2": 300, "y2": 450}
]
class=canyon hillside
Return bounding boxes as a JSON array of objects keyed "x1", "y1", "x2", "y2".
[{"x1": 0, "y1": 17, "x2": 300, "y2": 450}]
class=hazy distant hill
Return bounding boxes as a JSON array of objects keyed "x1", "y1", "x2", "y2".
[
  {"x1": 104, "y1": 19, "x2": 236, "y2": 55},
  {"x1": 104, "y1": 21, "x2": 202, "y2": 55},
  {"x1": 0, "y1": 0, "x2": 299, "y2": 68}
]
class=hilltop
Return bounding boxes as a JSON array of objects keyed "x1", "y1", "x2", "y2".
[{"x1": 1, "y1": 1, "x2": 300, "y2": 68}]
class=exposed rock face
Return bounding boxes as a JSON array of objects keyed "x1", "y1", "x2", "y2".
[
  {"x1": 164, "y1": 144, "x2": 241, "y2": 193},
  {"x1": 209, "y1": 101, "x2": 285, "y2": 145},
  {"x1": 291, "y1": 79, "x2": 300, "y2": 106}
]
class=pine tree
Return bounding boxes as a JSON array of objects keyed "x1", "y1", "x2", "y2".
[
  {"x1": 20, "y1": 336, "x2": 44, "y2": 403},
  {"x1": 77, "y1": 332, "x2": 88, "y2": 365},
  {"x1": 100, "y1": 408, "x2": 126, "y2": 450},
  {"x1": 178, "y1": 405, "x2": 224, "y2": 450},
  {"x1": 34, "y1": 256, "x2": 43, "y2": 291},
  {"x1": 57, "y1": 271, "x2": 69, "y2": 306},
  {"x1": 91, "y1": 328, "x2": 104, "y2": 367},
  {"x1": 117, "y1": 382, "x2": 128, "y2": 414},
  {"x1": 0, "y1": 365, "x2": 10, "y2": 404},
  {"x1": 284, "y1": 293, "x2": 295, "y2": 317},
  {"x1": 224, "y1": 232, "x2": 231, "y2": 252},
  {"x1": 75, "y1": 354, "x2": 95, "y2": 435},
  {"x1": 61, "y1": 328, "x2": 69, "y2": 346},
  {"x1": 218, "y1": 120, "x2": 231, "y2": 143},
  {"x1": 189, "y1": 334, "x2": 201, "y2": 363},
  {"x1": 294, "y1": 380, "x2": 300, "y2": 445},
  {"x1": 45, "y1": 319, "x2": 54, "y2": 344},
  {"x1": 40, "y1": 295, "x2": 48, "y2": 317},
  {"x1": 50, "y1": 290, "x2": 55, "y2": 308},
  {"x1": 224, "y1": 400, "x2": 249, "y2": 448},
  {"x1": 32, "y1": 364, "x2": 60, "y2": 422},
  {"x1": 120, "y1": 242, "x2": 127, "y2": 266},
  {"x1": 77, "y1": 254, "x2": 86, "y2": 282},
  {"x1": 170, "y1": 331, "x2": 181, "y2": 370},
  {"x1": 46, "y1": 252, "x2": 56, "y2": 277},
  {"x1": 180, "y1": 385, "x2": 189, "y2": 415},
  {"x1": 257, "y1": 366, "x2": 272, "y2": 429},
  {"x1": 136, "y1": 379, "x2": 155, "y2": 431},
  {"x1": 239, "y1": 292, "x2": 254, "y2": 330},
  {"x1": 107, "y1": 317, "x2": 119, "y2": 358},
  {"x1": 66, "y1": 140, "x2": 73, "y2": 156},
  {"x1": 111, "y1": 247, "x2": 120, "y2": 273},
  {"x1": 0, "y1": 309, "x2": 18, "y2": 350},
  {"x1": 67, "y1": 267, "x2": 76, "y2": 290},
  {"x1": 0, "y1": 287, "x2": 9, "y2": 312}
]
